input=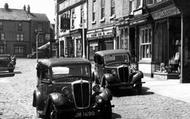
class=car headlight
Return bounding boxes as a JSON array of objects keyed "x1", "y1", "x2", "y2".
[
  {"x1": 96, "y1": 95, "x2": 103, "y2": 104},
  {"x1": 92, "y1": 83, "x2": 100, "y2": 93},
  {"x1": 61, "y1": 86, "x2": 72, "y2": 98},
  {"x1": 111, "y1": 69, "x2": 117, "y2": 75}
]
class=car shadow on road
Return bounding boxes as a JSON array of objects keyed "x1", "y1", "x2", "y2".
[
  {"x1": 0, "y1": 71, "x2": 22, "y2": 78},
  {"x1": 111, "y1": 86, "x2": 154, "y2": 97},
  {"x1": 112, "y1": 112, "x2": 122, "y2": 119}
]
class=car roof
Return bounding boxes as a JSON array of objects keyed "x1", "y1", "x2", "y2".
[
  {"x1": 95, "y1": 49, "x2": 130, "y2": 57},
  {"x1": 38, "y1": 58, "x2": 91, "y2": 67}
]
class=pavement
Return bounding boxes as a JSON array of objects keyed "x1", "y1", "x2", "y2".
[{"x1": 142, "y1": 77, "x2": 190, "y2": 103}]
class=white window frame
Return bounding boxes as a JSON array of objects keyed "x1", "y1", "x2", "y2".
[{"x1": 139, "y1": 25, "x2": 152, "y2": 61}]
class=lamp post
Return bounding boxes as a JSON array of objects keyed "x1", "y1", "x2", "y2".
[
  {"x1": 81, "y1": 7, "x2": 86, "y2": 58},
  {"x1": 35, "y1": 31, "x2": 42, "y2": 60}
]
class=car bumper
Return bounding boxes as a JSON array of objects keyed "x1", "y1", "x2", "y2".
[
  {"x1": 108, "y1": 82, "x2": 145, "y2": 89},
  {"x1": 0, "y1": 67, "x2": 14, "y2": 71}
]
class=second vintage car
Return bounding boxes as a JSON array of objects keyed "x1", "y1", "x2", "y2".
[
  {"x1": 93, "y1": 49, "x2": 144, "y2": 94},
  {"x1": 0, "y1": 54, "x2": 16, "y2": 72},
  {"x1": 32, "y1": 58, "x2": 113, "y2": 119}
]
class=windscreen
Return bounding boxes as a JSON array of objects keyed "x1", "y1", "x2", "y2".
[
  {"x1": 52, "y1": 64, "x2": 90, "y2": 79},
  {"x1": 104, "y1": 54, "x2": 129, "y2": 65}
]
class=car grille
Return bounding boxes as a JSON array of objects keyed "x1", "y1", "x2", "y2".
[
  {"x1": 118, "y1": 66, "x2": 129, "y2": 82},
  {"x1": 72, "y1": 80, "x2": 90, "y2": 109}
]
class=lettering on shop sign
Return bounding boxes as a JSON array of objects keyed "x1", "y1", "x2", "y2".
[{"x1": 152, "y1": 6, "x2": 180, "y2": 20}]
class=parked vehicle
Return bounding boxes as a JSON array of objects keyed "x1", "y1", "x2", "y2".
[
  {"x1": 32, "y1": 58, "x2": 113, "y2": 119},
  {"x1": 93, "y1": 49, "x2": 144, "y2": 94},
  {"x1": 0, "y1": 54, "x2": 16, "y2": 72}
]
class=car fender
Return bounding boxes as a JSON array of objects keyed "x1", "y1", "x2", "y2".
[
  {"x1": 49, "y1": 93, "x2": 66, "y2": 106},
  {"x1": 33, "y1": 89, "x2": 42, "y2": 108},
  {"x1": 131, "y1": 71, "x2": 143, "y2": 84},
  {"x1": 103, "y1": 73, "x2": 116, "y2": 83}
]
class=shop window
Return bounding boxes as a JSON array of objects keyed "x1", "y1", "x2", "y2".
[
  {"x1": 0, "y1": 45, "x2": 5, "y2": 54},
  {"x1": 14, "y1": 46, "x2": 24, "y2": 54},
  {"x1": 139, "y1": 26, "x2": 152, "y2": 60},
  {"x1": 120, "y1": 28, "x2": 129, "y2": 49}
]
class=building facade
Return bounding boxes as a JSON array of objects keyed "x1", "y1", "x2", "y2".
[
  {"x1": 55, "y1": 0, "x2": 87, "y2": 58},
  {"x1": 0, "y1": 3, "x2": 50, "y2": 57},
  {"x1": 87, "y1": 0, "x2": 131, "y2": 60}
]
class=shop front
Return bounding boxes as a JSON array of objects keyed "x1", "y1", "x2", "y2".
[
  {"x1": 129, "y1": 13, "x2": 153, "y2": 77},
  {"x1": 150, "y1": 2, "x2": 181, "y2": 79},
  {"x1": 87, "y1": 26, "x2": 114, "y2": 60},
  {"x1": 173, "y1": 0, "x2": 190, "y2": 83}
]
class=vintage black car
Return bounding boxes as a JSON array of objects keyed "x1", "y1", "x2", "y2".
[
  {"x1": 93, "y1": 49, "x2": 144, "y2": 94},
  {"x1": 32, "y1": 58, "x2": 112, "y2": 119},
  {"x1": 0, "y1": 54, "x2": 16, "y2": 72}
]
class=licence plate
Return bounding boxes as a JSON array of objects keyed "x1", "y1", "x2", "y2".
[{"x1": 75, "y1": 111, "x2": 95, "y2": 117}]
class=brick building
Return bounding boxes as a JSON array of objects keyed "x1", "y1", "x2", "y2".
[{"x1": 0, "y1": 3, "x2": 50, "y2": 57}]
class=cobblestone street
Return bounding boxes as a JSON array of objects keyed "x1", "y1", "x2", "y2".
[{"x1": 0, "y1": 59, "x2": 190, "y2": 119}]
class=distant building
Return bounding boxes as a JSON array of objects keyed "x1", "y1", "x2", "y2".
[{"x1": 0, "y1": 3, "x2": 50, "y2": 57}]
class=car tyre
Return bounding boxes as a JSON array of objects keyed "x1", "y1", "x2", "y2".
[
  {"x1": 135, "y1": 82, "x2": 142, "y2": 95},
  {"x1": 99, "y1": 102, "x2": 112, "y2": 119},
  {"x1": 45, "y1": 103, "x2": 58, "y2": 119}
]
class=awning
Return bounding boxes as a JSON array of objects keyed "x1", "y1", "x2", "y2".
[{"x1": 38, "y1": 42, "x2": 50, "y2": 50}]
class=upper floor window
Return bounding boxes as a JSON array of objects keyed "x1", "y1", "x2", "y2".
[
  {"x1": 129, "y1": 0, "x2": 133, "y2": 14},
  {"x1": 80, "y1": 5, "x2": 84, "y2": 26},
  {"x1": 0, "y1": 22, "x2": 3, "y2": 31},
  {"x1": 71, "y1": 8, "x2": 75, "y2": 29},
  {"x1": 146, "y1": 0, "x2": 164, "y2": 5},
  {"x1": 0, "y1": 33, "x2": 5, "y2": 41},
  {"x1": 111, "y1": 0, "x2": 115, "y2": 16},
  {"x1": 0, "y1": 45, "x2": 5, "y2": 54},
  {"x1": 136, "y1": 0, "x2": 142, "y2": 9},
  {"x1": 38, "y1": 34, "x2": 44, "y2": 44},
  {"x1": 101, "y1": 0, "x2": 105, "y2": 19},
  {"x1": 92, "y1": 0, "x2": 96, "y2": 22},
  {"x1": 16, "y1": 34, "x2": 24, "y2": 41},
  {"x1": 18, "y1": 23, "x2": 23, "y2": 31},
  {"x1": 37, "y1": 23, "x2": 43, "y2": 32}
]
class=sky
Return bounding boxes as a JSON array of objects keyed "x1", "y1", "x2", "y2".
[{"x1": 0, "y1": 0, "x2": 55, "y2": 23}]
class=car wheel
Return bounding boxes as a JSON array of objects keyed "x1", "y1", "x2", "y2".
[
  {"x1": 45, "y1": 103, "x2": 58, "y2": 119},
  {"x1": 99, "y1": 102, "x2": 112, "y2": 119},
  {"x1": 49, "y1": 104, "x2": 58, "y2": 119},
  {"x1": 135, "y1": 83, "x2": 142, "y2": 95},
  {"x1": 36, "y1": 109, "x2": 44, "y2": 119}
]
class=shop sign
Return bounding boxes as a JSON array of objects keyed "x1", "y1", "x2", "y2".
[
  {"x1": 151, "y1": 6, "x2": 180, "y2": 20},
  {"x1": 87, "y1": 28, "x2": 113, "y2": 40}
]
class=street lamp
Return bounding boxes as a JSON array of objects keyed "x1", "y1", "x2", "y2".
[
  {"x1": 35, "y1": 31, "x2": 43, "y2": 60},
  {"x1": 81, "y1": 8, "x2": 85, "y2": 58}
]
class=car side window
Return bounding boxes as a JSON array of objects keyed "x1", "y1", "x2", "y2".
[
  {"x1": 36, "y1": 64, "x2": 49, "y2": 79},
  {"x1": 94, "y1": 55, "x2": 104, "y2": 65}
]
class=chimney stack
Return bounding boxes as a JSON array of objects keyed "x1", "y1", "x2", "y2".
[
  {"x1": 4, "y1": 3, "x2": 9, "y2": 10},
  {"x1": 27, "y1": 5, "x2": 30, "y2": 13},
  {"x1": 23, "y1": 5, "x2": 26, "y2": 11}
]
